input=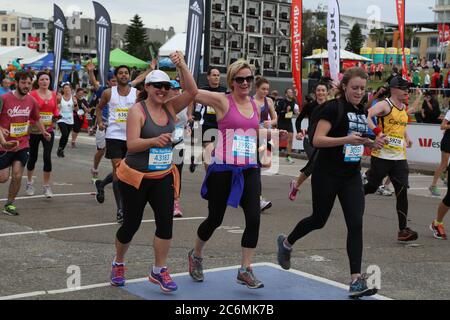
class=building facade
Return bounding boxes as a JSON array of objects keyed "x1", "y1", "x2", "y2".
[
  {"x1": 0, "y1": 11, "x2": 19, "y2": 47},
  {"x1": 434, "y1": 0, "x2": 450, "y2": 22},
  {"x1": 19, "y1": 16, "x2": 49, "y2": 52}
]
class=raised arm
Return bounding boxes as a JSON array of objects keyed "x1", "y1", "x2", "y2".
[
  {"x1": 86, "y1": 62, "x2": 100, "y2": 91},
  {"x1": 165, "y1": 51, "x2": 198, "y2": 114},
  {"x1": 130, "y1": 60, "x2": 156, "y2": 88}
]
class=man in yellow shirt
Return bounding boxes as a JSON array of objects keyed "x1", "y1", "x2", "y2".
[{"x1": 365, "y1": 76, "x2": 418, "y2": 242}]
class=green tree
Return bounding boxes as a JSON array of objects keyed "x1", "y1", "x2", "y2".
[
  {"x1": 345, "y1": 23, "x2": 365, "y2": 53},
  {"x1": 47, "y1": 21, "x2": 71, "y2": 59},
  {"x1": 124, "y1": 14, "x2": 149, "y2": 60},
  {"x1": 370, "y1": 28, "x2": 386, "y2": 47}
]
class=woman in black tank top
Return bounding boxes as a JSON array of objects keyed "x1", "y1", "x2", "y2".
[{"x1": 110, "y1": 52, "x2": 198, "y2": 292}]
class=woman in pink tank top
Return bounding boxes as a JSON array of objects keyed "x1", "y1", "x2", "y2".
[{"x1": 187, "y1": 60, "x2": 286, "y2": 289}]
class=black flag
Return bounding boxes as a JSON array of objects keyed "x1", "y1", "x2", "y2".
[
  {"x1": 52, "y1": 4, "x2": 67, "y2": 91},
  {"x1": 93, "y1": 1, "x2": 112, "y2": 87},
  {"x1": 185, "y1": 0, "x2": 204, "y2": 81}
]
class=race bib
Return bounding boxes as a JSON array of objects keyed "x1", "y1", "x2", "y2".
[
  {"x1": 206, "y1": 106, "x2": 216, "y2": 115},
  {"x1": 232, "y1": 135, "x2": 257, "y2": 159},
  {"x1": 343, "y1": 144, "x2": 364, "y2": 162},
  {"x1": 172, "y1": 125, "x2": 184, "y2": 143},
  {"x1": 40, "y1": 112, "x2": 53, "y2": 126},
  {"x1": 285, "y1": 111, "x2": 293, "y2": 119},
  {"x1": 148, "y1": 147, "x2": 173, "y2": 171},
  {"x1": 10, "y1": 122, "x2": 29, "y2": 138},
  {"x1": 385, "y1": 134, "x2": 404, "y2": 151},
  {"x1": 115, "y1": 108, "x2": 129, "y2": 123}
]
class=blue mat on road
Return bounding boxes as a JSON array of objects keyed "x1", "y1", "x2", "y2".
[{"x1": 121, "y1": 263, "x2": 382, "y2": 300}]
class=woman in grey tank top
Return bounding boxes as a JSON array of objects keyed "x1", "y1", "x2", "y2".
[{"x1": 110, "y1": 52, "x2": 198, "y2": 292}]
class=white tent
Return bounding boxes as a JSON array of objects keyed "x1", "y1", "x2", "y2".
[
  {"x1": 0, "y1": 46, "x2": 43, "y2": 68},
  {"x1": 158, "y1": 33, "x2": 204, "y2": 57},
  {"x1": 304, "y1": 49, "x2": 372, "y2": 62}
]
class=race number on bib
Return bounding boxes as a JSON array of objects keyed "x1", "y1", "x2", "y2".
[
  {"x1": 40, "y1": 112, "x2": 53, "y2": 126},
  {"x1": 285, "y1": 111, "x2": 293, "y2": 119},
  {"x1": 10, "y1": 122, "x2": 29, "y2": 138},
  {"x1": 386, "y1": 134, "x2": 404, "y2": 151},
  {"x1": 115, "y1": 108, "x2": 129, "y2": 123},
  {"x1": 344, "y1": 144, "x2": 364, "y2": 162},
  {"x1": 232, "y1": 135, "x2": 257, "y2": 159},
  {"x1": 148, "y1": 147, "x2": 173, "y2": 171}
]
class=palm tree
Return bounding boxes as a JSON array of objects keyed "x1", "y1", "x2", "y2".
[
  {"x1": 370, "y1": 28, "x2": 386, "y2": 47},
  {"x1": 405, "y1": 26, "x2": 416, "y2": 48}
]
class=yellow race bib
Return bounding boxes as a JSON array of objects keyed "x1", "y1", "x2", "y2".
[
  {"x1": 10, "y1": 122, "x2": 29, "y2": 138},
  {"x1": 115, "y1": 108, "x2": 129, "y2": 123},
  {"x1": 40, "y1": 112, "x2": 53, "y2": 126}
]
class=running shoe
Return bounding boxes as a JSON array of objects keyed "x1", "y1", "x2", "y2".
[
  {"x1": 149, "y1": 267, "x2": 178, "y2": 292},
  {"x1": 43, "y1": 185, "x2": 53, "y2": 198},
  {"x1": 91, "y1": 168, "x2": 99, "y2": 182},
  {"x1": 398, "y1": 227, "x2": 419, "y2": 242},
  {"x1": 3, "y1": 204, "x2": 19, "y2": 216},
  {"x1": 429, "y1": 221, "x2": 447, "y2": 240},
  {"x1": 376, "y1": 185, "x2": 393, "y2": 196},
  {"x1": 277, "y1": 234, "x2": 291, "y2": 270},
  {"x1": 289, "y1": 180, "x2": 299, "y2": 201},
  {"x1": 260, "y1": 199, "x2": 272, "y2": 212},
  {"x1": 286, "y1": 156, "x2": 295, "y2": 164},
  {"x1": 429, "y1": 185, "x2": 441, "y2": 197},
  {"x1": 25, "y1": 182, "x2": 35, "y2": 196},
  {"x1": 110, "y1": 263, "x2": 126, "y2": 286},
  {"x1": 349, "y1": 274, "x2": 378, "y2": 299},
  {"x1": 236, "y1": 266, "x2": 264, "y2": 289},
  {"x1": 188, "y1": 249, "x2": 204, "y2": 282},
  {"x1": 57, "y1": 148, "x2": 65, "y2": 158},
  {"x1": 173, "y1": 200, "x2": 183, "y2": 218},
  {"x1": 361, "y1": 172, "x2": 368, "y2": 185},
  {"x1": 116, "y1": 209, "x2": 124, "y2": 224},
  {"x1": 95, "y1": 179, "x2": 105, "y2": 204}
]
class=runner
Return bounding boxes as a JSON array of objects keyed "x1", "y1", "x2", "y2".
[
  {"x1": 56, "y1": 83, "x2": 77, "y2": 158},
  {"x1": 188, "y1": 60, "x2": 285, "y2": 289},
  {"x1": 430, "y1": 171, "x2": 449, "y2": 239},
  {"x1": 275, "y1": 88, "x2": 298, "y2": 164},
  {"x1": 429, "y1": 107, "x2": 450, "y2": 196},
  {"x1": 253, "y1": 76, "x2": 277, "y2": 212},
  {"x1": 168, "y1": 79, "x2": 190, "y2": 218},
  {"x1": 26, "y1": 72, "x2": 60, "y2": 198},
  {"x1": 110, "y1": 52, "x2": 197, "y2": 291},
  {"x1": 0, "y1": 71, "x2": 51, "y2": 216},
  {"x1": 365, "y1": 76, "x2": 419, "y2": 242},
  {"x1": 289, "y1": 81, "x2": 329, "y2": 201},
  {"x1": 71, "y1": 88, "x2": 90, "y2": 148},
  {"x1": 277, "y1": 67, "x2": 383, "y2": 298},
  {"x1": 96, "y1": 65, "x2": 137, "y2": 223}
]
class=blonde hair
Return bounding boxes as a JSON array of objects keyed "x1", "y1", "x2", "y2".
[{"x1": 227, "y1": 59, "x2": 254, "y2": 91}]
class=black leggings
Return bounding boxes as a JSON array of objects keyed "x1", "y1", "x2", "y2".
[
  {"x1": 197, "y1": 168, "x2": 261, "y2": 248},
  {"x1": 116, "y1": 174, "x2": 174, "y2": 244},
  {"x1": 58, "y1": 123, "x2": 73, "y2": 151},
  {"x1": 27, "y1": 132, "x2": 55, "y2": 172},
  {"x1": 287, "y1": 170, "x2": 364, "y2": 275},
  {"x1": 364, "y1": 157, "x2": 409, "y2": 230},
  {"x1": 442, "y1": 165, "x2": 450, "y2": 207}
]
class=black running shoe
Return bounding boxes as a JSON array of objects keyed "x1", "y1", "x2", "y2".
[{"x1": 95, "y1": 180, "x2": 105, "y2": 204}]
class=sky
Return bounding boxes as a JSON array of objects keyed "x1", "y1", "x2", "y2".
[{"x1": 0, "y1": 0, "x2": 437, "y2": 33}]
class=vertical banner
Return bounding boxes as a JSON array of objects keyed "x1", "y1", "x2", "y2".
[
  {"x1": 93, "y1": 1, "x2": 112, "y2": 87},
  {"x1": 327, "y1": 0, "x2": 340, "y2": 83},
  {"x1": 185, "y1": 0, "x2": 204, "y2": 81},
  {"x1": 52, "y1": 4, "x2": 67, "y2": 91},
  {"x1": 396, "y1": 0, "x2": 407, "y2": 77},
  {"x1": 438, "y1": 24, "x2": 450, "y2": 44},
  {"x1": 291, "y1": 0, "x2": 302, "y2": 106}
]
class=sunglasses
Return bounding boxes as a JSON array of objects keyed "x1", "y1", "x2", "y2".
[
  {"x1": 150, "y1": 82, "x2": 171, "y2": 90},
  {"x1": 233, "y1": 76, "x2": 254, "y2": 84}
]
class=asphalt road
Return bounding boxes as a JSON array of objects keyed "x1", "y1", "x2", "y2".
[{"x1": 0, "y1": 134, "x2": 449, "y2": 300}]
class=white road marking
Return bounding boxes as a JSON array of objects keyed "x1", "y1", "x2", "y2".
[
  {"x1": 0, "y1": 192, "x2": 95, "y2": 202},
  {"x1": 0, "y1": 217, "x2": 206, "y2": 238},
  {"x1": 0, "y1": 262, "x2": 392, "y2": 300}
]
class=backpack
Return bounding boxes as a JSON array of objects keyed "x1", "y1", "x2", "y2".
[{"x1": 307, "y1": 99, "x2": 346, "y2": 148}]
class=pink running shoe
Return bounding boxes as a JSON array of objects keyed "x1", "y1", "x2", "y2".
[
  {"x1": 289, "y1": 180, "x2": 299, "y2": 201},
  {"x1": 173, "y1": 200, "x2": 183, "y2": 218}
]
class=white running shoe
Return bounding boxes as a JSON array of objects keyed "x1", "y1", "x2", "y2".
[
  {"x1": 25, "y1": 182, "x2": 35, "y2": 196},
  {"x1": 43, "y1": 185, "x2": 53, "y2": 198},
  {"x1": 377, "y1": 185, "x2": 393, "y2": 196},
  {"x1": 260, "y1": 199, "x2": 272, "y2": 212}
]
